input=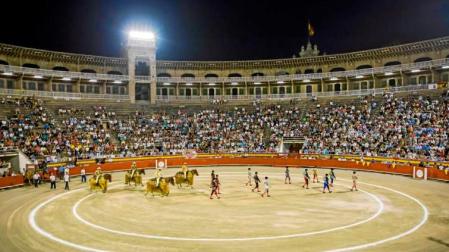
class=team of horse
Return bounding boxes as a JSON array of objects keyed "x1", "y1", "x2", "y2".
[{"x1": 85, "y1": 168, "x2": 199, "y2": 196}]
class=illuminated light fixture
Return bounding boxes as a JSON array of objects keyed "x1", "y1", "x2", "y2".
[
  {"x1": 355, "y1": 75, "x2": 364, "y2": 79},
  {"x1": 34, "y1": 75, "x2": 43, "y2": 79},
  {"x1": 277, "y1": 80, "x2": 285, "y2": 84},
  {"x1": 442, "y1": 65, "x2": 449, "y2": 69},
  {"x1": 89, "y1": 79, "x2": 97, "y2": 83},
  {"x1": 2, "y1": 72, "x2": 13, "y2": 76},
  {"x1": 384, "y1": 72, "x2": 394, "y2": 76},
  {"x1": 329, "y1": 77, "x2": 338, "y2": 81},
  {"x1": 254, "y1": 82, "x2": 261, "y2": 85},
  {"x1": 186, "y1": 83, "x2": 193, "y2": 86},
  {"x1": 231, "y1": 82, "x2": 238, "y2": 85},
  {"x1": 303, "y1": 79, "x2": 311, "y2": 83},
  {"x1": 208, "y1": 83, "x2": 215, "y2": 86},
  {"x1": 128, "y1": 30, "x2": 155, "y2": 41},
  {"x1": 411, "y1": 69, "x2": 421, "y2": 73},
  {"x1": 61, "y1": 77, "x2": 71, "y2": 81},
  {"x1": 163, "y1": 82, "x2": 170, "y2": 86},
  {"x1": 113, "y1": 80, "x2": 122, "y2": 84}
]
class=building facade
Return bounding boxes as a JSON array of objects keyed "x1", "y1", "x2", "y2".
[{"x1": 0, "y1": 36, "x2": 448, "y2": 104}]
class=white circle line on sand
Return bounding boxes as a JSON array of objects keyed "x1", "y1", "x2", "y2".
[
  {"x1": 71, "y1": 173, "x2": 384, "y2": 242},
  {"x1": 28, "y1": 186, "x2": 110, "y2": 252},
  {"x1": 325, "y1": 179, "x2": 429, "y2": 252}
]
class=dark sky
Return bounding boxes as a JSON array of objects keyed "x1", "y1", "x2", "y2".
[{"x1": 1, "y1": 0, "x2": 449, "y2": 61}]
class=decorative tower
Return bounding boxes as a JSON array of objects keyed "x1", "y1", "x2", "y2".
[{"x1": 126, "y1": 30, "x2": 157, "y2": 104}]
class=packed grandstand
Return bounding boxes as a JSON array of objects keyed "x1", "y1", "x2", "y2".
[{"x1": 1, "y1": 88, "x2": 448, "y2": 170}]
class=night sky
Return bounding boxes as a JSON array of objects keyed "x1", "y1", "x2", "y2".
[{"x1": 2, "y1": 0, "x2": 449, "y2": 61}]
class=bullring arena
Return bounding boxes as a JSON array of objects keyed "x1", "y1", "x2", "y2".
[
  {"x1": 1, "y1": 155, "x2": 449, "y2": 251},
  {"x1": 1, "y1": 3, "x2": 449, "y2": 251}
]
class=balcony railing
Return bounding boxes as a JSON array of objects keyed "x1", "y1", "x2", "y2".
[
  {"x1": 0, "y1": 88, "x2": 129, "y2": 100},
  {"x1": 0, "y1": 58, "x2": 448, "y2": 84},
  {"x1": 155, "y1": 84, "x2": 435, "y2": 103}
]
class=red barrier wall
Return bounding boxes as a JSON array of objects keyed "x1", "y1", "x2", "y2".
[
  {"x1": 3, "y1": 155, "x2": 447, "y2": 189},
  {"x1": 66, "y1": 156, "x2": 449, "y2": 182},
  {"x1": 0, "y1": 176, "x2": 24, "y2": 189}
]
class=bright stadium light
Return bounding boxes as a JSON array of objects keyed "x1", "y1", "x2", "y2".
[
  {"x1": 89, "y1": 79, "x2": 97, "y2": 83},
  {"x1": 442, "y1": 65, "x2": 449, "y2": 69},
  {"x1": 61, "y1": 77, "x2": 71, "y2": 81},
  {"x1": 385, "y1": 72, "x2": 393, "y2": 76},
  {"x1": 277, "y1": 80, "x2": 285, "y2": 84},
  {"x1": 303, "y1": 79, "x2": 311, "y2": 83},
  {"x1": 330, "y1": 77, "x2": 338, "y2": 81},
  {"x1": 34, "y1": 75, "x2": 43, "y2": 79},
  {"x1": 186, "y1": 83, "x2": 193, "y2": 86},
  {"x1": 231, "y1": 82, "x2": 238, "y2": 85},
  {"x1": 113, "y1": 80, "x2": 122, "y2": 84},
  {"x1": 208, "y1": 83, "x2": 216, "y2": 86},
  {"x1": 128, "y1": 30, "x2": 155, "y2": 41},
  {"x1": 2, "y1": 72, "x2": 13, "y2": 76},
  {"x1": 411, "y1": 69, "x2": 421, "y2": 73},
  {"x1": 254, "y1": 82, "x2": 261, "y2": 85},
  {"x1": 163, "y1": 82, "x2": 170, "y2": 86},
  {"x1": 355, "y1": 75, "x2": 364, "y2": 79}
]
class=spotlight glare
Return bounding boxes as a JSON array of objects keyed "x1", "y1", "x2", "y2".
[
  {"x1": 385, "y1": 72, "x2": 394, "y2": 76},
  {"x1": 61, "y1": 77, "x2": 71, "y2": 81},
  {"x1": 355, "y1": 75, "x2": 364, "y2": 79},
  {"x1": 128, "y1": 30, "x2": 155, "y2": 41},
  {"x1": 34, "y1": 75, "x2": 43, "y2": 79},
  {"x1": 113, "y1": 80, "x2": 122, "y2": 84},
  {"x1": 303, "y1": 79, "x2": 311, "y2": 83},
  {"x1": 411, "y1": 69, "x2": 421, "y2": 73},
  {"x1": 2, "y1": 72, "x2": 13, "y2": 76},
  {"x1": 89, "y1": 79, "x2": 97, "y2": 83}
]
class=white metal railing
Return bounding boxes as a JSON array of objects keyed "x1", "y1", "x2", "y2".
[
  {"x1": 0, "y1": 64, "x2": 128, "y2": 81},
  {"x1": 0, "y1": 88, "x2": 129, "y2": 100},
  {"x1": 0, "y1": 58, "x2": 448, "y2": 84},
  {"x1": 156, "y1": 84, "x2": 436, "y2": 103}
]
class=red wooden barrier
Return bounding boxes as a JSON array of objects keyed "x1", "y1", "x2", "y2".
[{"x1": 0, "y1": 176, "x2": 24, "y2": 189}]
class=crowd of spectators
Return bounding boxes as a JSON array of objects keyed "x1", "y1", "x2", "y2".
[{"x1": 0, "y1": 92, "x2": 448, "y2": 164}]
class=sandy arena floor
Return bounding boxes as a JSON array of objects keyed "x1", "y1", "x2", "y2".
[{"x1": 0, "y1": 166, "x2": 448, "y2": 252}]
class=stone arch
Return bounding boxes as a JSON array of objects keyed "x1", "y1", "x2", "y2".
[
  {"x1": 330, "y1": 67, "x2": 345, "y2": 72},
  {"x1": 81, "y1": 69, "x2": 96, "y2": 73},
  {"x1": 205, "y1": 73, "x2": 219, "y2": 78},
  {"x1": 251, "y1": 72, "x2": 264, "y2": 77},
  {"x1": 228, "y1": 73, "x2": 242, "y2": 77},
  {"x1": 304, "y1": 69, "x2": 314, "y2": 74},
  {"x1": 275, "y1": 70, "x2": 289, "y2": 76},
  {"x1": 414, "y1": 57, "x2": 432, "y2": 63},
  {"x1": 108, "y1": 71, "x2": 123, "y2": 75},
  {"x1": 181, "y1": 73, "x2": 195, "y2": 78},
  {"x1": 157, "y1": 73, "x2": 171, "y2": 77},
  {"x1": 0, "y1": 60, "x2": 9, "y2": 65},
  {"x1": 356, "y1": 64, "x2": 373, "y2": 70},
  {"x1": 53, "y1": 66, "x2": 69, "y2": 71},
  {"x1": 384, "y1": 61, "x2": 401, "y2": 66},
  {"x1": 23, "y1": 63, "x2": 40, "y2": 68}
]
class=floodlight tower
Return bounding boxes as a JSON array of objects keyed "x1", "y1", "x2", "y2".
[{"x1": 127, "y1": 30, "x2": 157, "y2": 104}]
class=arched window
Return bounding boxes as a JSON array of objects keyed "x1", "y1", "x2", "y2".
[
  {"x1": 205, "y1": 73, "x2": 219, "y2": 78},
  {"x1": 53, "y1": 66, "x2": 69, "y2": 71},
  {"x1": 108, "y1": 71, "x2": 123, "y2": 75},
  {"x1": 330, "y1": 67, "x2": 345, "y2": 72},
  {"x1": 384, "y1": 61, "x2": 401, "y2": 66},
  {"x1": 356, "y1": 64, "x2": 372, "y2": 70},
  {"x1": 252, "y1": 72, "x2": 264, "y2": 77},
  {"x1": 157, "y1": 73, "x2": 171, "y2": 77},
  {"x1": 228, "y1": 73, "x2": 242, "y2": 77},
  {"x1": 275, "y1": 71, "x2": 289, "y2": 76},
  {"x1": 181, "y1": 73, "x2": 195, "y2": 78},
  {"x1": 414, "y1": 57, "x2": 432, "y2": 63},
  {"x1": 304, "y1": 69, "x2": 314, "y2": 74},
  {"x1": 23, "y1": 63, "x2": 39, "y2": 68},
  {"x1": 81, "y1": 69, "x2": 96, "y2": 73}
]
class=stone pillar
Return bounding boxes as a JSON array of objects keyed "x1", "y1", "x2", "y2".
[
  {"x1": 372, "y1": 74, "x2": 377, "y2": 90},
  {"x1": 16, "y1": 75, "x2": 23, "y2": 90},
  {"x1": 73, "y1": 78, "x2": 81, "y2": 93},
  {"x1": 100, "y1": 81, "x2": 106, "y2": 94},
  {"x1": 320, "y1": 78, "x2": 324, "y2": 93},
  {"x1": 46, "y1": 78, "x2": 52, "y2": 92},
  {"x1": 431, "y1": 67, "x2": 438, "y2": 83},
  {"x1": 128, "y1": 56, "x2": 136, "y2": 103},
  {"x1": 222, "y1": 82, "x2": 225, "y2": 99}
]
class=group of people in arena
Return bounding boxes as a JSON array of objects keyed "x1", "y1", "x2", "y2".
[{"x1": 1, "y1": 92, "x2": 448, "y2": 167}]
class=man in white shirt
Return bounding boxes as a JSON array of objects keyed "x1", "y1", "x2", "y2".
[
  {"x1": 80, "y1": 168, "x2": 86, "y2": 183},
  {"x1": 50, "y1": 174, "x2": 56, "y2": 189},
  {"x1": 64, "y1": 173, "x2": 70, "y2": 190},
  {"x1": 261, "y1": 176, "x2": 270, "y2": 197},
  {"x1": 33, "y1": 172, "x2": 39, "y2": 188}
]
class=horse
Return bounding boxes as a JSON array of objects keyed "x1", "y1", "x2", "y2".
[
  {"x1": 145, "y1": 177, "x2": 175, "y2": 197},
  {"x1": 89, "y1": 174, "x2": 112, "y2": 193},
  {"x1": 125, "y1": 169, "x2": 145, "y2": 186},
  {"x1": 174, "y1": 169, "x2": 199, "y2": 188}
]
